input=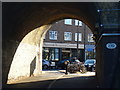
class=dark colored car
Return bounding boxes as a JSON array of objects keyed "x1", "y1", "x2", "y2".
[
  {"x1": 84, "y1": 59, "x2": 96, "y2": 72},
  {"x1": 57, "y1": 57, "x2": 78, "y2": 69},
  {"x1": 57, "y1": 59, "x2": 70, "y2": 69}
]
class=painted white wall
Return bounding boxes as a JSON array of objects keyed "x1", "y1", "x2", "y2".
[{"x1": 7, "y1": 25, "x2": 51, "y2": 84}]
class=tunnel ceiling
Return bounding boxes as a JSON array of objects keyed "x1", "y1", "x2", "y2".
[{"x1": 3, "y1": 2, "x2": 119, "y2": 42}]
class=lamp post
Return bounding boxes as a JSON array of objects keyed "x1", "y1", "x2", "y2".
[
  {"x1": 77, "y1": 20, "x2": 79, "y2": 58},
  {"x1": 84, "y1": 24, "x2": 86, "y2": 61}
]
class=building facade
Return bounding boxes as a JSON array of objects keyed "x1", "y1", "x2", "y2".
[{"x1": 43, "y1": 19, "x2": 95, "y2": 63}]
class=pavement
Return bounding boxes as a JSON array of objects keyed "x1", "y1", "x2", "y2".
[
  {"x1": 5, "y1": 70, "x2": 97, "y2": 89},
  {"x1": 7, "y1": 70, "x2": 65, "y2": 84}
]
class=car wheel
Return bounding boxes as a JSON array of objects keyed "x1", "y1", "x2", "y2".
[
  {"x1": 43, "y1": 65, "x2": 49, "y2": 69},
  {"x1": 92, "y1": 67, "x2": 95, "y2": 72}
]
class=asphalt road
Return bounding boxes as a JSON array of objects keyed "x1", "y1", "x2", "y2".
[
  {"x1": 49, "y1": 75, "x2": 97, "y2": 89},
  {"x1": 4, "y1": 70, "x2": 98, "y2": 89}
]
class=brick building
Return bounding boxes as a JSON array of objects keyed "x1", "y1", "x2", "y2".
[{"x1": 42, "y1": 19, "x2": 95, "y2": 63}]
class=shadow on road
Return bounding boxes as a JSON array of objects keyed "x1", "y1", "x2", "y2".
[
  {"x1": 4, "y1": 75, "x2": 98, "y2": 89},
  {"x1": 51, "y1": 76, "x2": 97, "y2": 88}
]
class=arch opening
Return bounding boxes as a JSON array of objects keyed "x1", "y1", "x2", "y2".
[{"x1": 7, "y1": 17, "x2": 96, "y2": 85}]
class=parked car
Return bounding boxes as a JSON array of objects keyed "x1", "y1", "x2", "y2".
[
  {"x1": 57, "y1": 59, "x2": 70, "y2": 69},
  {"x1": 84, "y1": 59, "x2": 96, "y2": 72},
  {"x1": 57, "y1": 57, "x2": 80, "y2": 69},
  {"x1": 42, "y1": 60, "x2": 51, "y2": 69}
]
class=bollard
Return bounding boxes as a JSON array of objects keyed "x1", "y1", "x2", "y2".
[{"x1": 64, "y1": 60, "x2": 69, "y2": 74}]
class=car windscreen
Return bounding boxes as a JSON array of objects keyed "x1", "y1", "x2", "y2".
[{"x1": 85, "y1": 60, "x2": 95, "y2": 64}]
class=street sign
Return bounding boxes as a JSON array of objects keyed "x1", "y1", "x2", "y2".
[
  {"x1": 87, "y1": 48, "x2": 93, "y2": 51},
  {"x1": 85, "y1": 45, "x2": 95, "y2": 51},
  {"x1": 106, "y1": 43, "x2": 117, "y2": 49}
]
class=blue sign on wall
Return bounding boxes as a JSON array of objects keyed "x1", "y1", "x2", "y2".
[
  {"x1": 85, "y1": 45, "x2": 95, "y2": 51},
  {"x1": 87, "y1": 48, "x2": 93, "y2": 51}
]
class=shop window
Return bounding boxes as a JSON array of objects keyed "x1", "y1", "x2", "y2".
[
  {"x1": 55, "y1": 48, "x2": 59, "y2": 61},
  {"x1": 42, "y1": 48, "x2": 49, "y2": 60},
  {"x1": 49, "y1": 48, "x2": 59, "y2": 61}
]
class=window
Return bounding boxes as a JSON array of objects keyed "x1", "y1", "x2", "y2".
[
  {"x1": 49, "y1": 48, "x2": 59, "y2": 61},
  {"x1": 88, "y1": 34, "x2": 94, "y2": 42},
  {"x1": 50, "y1": 48, "x2": 55, "y2": 60},
  {"x1": 75, "y1": 33, "x2": 82, "y2": 41},
  {"x1": 75, "y1": 20, "x2": 82, "y2": 26},
  {"x1": 64, "y1": 32, "x2": 72, "y2": 41},
  {"x1": 64, "y1": 19, "x2": 72, "y2": 25},
  {"x1": 55, "y1": 48, "x2": 59, "y2": 61},
  {"x1": 49, "y1": 31, "x2": 57, "y2": 40},
  {"x1": 42, "y1": 48, "x2": 49, "y2": 60}
]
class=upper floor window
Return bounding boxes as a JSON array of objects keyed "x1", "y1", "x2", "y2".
[
  {"x1": 64, "y1": 19, "x2": 72, "y2": 25},
  {"x1": 88, "y1": 34, "x2": 94, "y2": 42},
  {"x1": 64, "y1": 32, "x2": 72, "y2": 41},
  {"x1": 75, "y1": 20, "x2": 82, "y2": 26},
  {"x1": 49, "y1": 31, "x2": 57, "y2": 40},
  {"x1": 75, "y1": 33, "x2": 82, "y2": 41}
]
